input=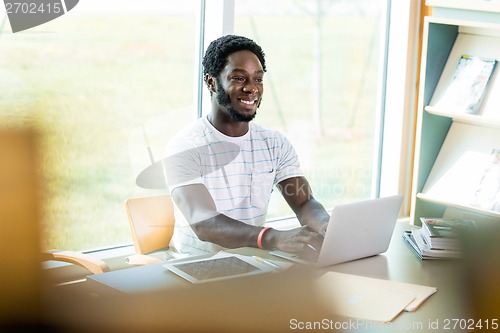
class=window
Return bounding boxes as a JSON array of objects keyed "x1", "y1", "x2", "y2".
[
  {"x1": 0, "y1": 0, "x2": 198, "y2": 250},
  {"x1": 1, "y1": 0, "x2": 414, "y2": 251}
]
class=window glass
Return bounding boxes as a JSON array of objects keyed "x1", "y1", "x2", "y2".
[
  {"x1": 1, "y1": 0, "x2": 389, "y2": 250},
  {"x1": 233, "y1": 0, "x2": 387, "y2": 217},
  {"x1": 0, "y1": 0, "x2": 197, "y2": 250}
]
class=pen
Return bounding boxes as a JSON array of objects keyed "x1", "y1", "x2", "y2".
[
  {"x1": 252, "y1": 256, "x2": 280, "y2": 270},
  {"x1": 307, "y1": 243, "x2": 318, "y2": 252}
]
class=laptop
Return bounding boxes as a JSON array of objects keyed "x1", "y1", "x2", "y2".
[{"x1": 270, "y1": 195, "x2": 403, "y2": 267}]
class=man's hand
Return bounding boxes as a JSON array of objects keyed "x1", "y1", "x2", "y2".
[{"x1": 263, "y1": 225, "x2": 324, "y2": 259}]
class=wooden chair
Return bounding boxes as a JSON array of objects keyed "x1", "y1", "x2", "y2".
[
  {"x1": 124, "y1": 195, "x2": 175, "y2": 264},
  {"x1": 41, "y1": 250, "x2": 109, "y2": 274}
]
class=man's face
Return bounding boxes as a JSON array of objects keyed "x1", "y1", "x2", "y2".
[{"x1": 215, "y1": 50, "x2": 264, "y2": 122}]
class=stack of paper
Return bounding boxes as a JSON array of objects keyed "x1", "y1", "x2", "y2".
[
  {"x1": 404, "y1": 217, "x2": 477, "y2": 259},
  {"x1": 403, "y1": 230, "x2": 463, "y2": 259}
]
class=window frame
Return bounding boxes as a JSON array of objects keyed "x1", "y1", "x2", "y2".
[{"x1": 377, "y1": 0, "x2": 421, "y2": 216}]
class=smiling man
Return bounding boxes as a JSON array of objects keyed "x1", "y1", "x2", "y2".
[{"x1": 165, "y1": 35, "x2": 329, "y2": 256}]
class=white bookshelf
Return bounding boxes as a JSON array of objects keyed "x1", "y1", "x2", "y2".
[
  {"x1": 410, "y1": 8, "x2": 500, "y2": 225},
  {"x1": 427, "y1": 0, "x2": 500, "y2": 13}
]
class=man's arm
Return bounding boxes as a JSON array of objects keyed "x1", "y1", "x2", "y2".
[
  {"x1": 276, "y1": 176, "x2": 330, "y2": 236},
  {"x1": 171, "y1": 183, "x2": 323, "y2": 253}
]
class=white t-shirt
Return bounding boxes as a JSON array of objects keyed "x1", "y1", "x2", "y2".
[{"x1": 165, "y1": 116, "x2": 302, "y2": 255}]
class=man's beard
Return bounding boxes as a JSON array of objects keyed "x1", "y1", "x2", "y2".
[{"x1": 216, "y1": 80, "x2": 257, "y2": 123}]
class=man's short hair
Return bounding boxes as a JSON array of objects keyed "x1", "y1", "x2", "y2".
[{"x1": 202, "y1": 35, "x2": 267, "y2": 78}]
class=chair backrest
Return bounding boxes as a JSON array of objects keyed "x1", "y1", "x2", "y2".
[{"x1": 125, "y1": 195, "x2": 175, "y2": 255}]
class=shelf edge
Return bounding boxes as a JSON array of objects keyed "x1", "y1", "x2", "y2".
[
  {"x1": 417, "y1": 192, "x2": 500, "y2": 218},
  {"x1": 424, "y1": 106, "x2": 500, "y2": 128}
]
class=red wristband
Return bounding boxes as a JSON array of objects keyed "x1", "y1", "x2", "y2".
[{"x1": 257, "y1": 227, "x2": 272, "y2": 249}]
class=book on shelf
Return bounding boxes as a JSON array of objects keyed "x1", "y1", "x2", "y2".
[
  {"x1": 420, "y1": 217, "x2": 476, "y2": 251},
  {"x1": 434, "y1": 55, "x2": 497, "y2": 114},
  {"x1": 403, "y1": 230, "x2": 462, "y2": 260},
  {"x1": 470, "y1": 149, "x2": 500, "y2": 213}
]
